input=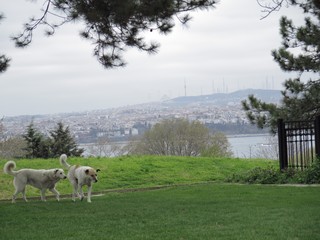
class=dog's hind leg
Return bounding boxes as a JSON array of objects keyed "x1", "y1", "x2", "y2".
[
  {"x1": 12, "y1": 177, "x2": 29, "y2": 203},
  {"x1": 71, "y1": 180, "x2": 78, "y2": 202},
  {"x1": 78, "y1": 183, "x2": 84, "y2": 201},
  {"x1": 12, "y1": 191, "x2": 18, "y2": 203},
  {"x1": 12, "y1": 178, "x2": 27, "y2": 203},
  {"x1": 12, "y1": 186, "x2": 19, "y2": 203},
  {"x1": 50, "y1": 187, "x2": 60, "y2": 201},
  {"x1": 12, "y1": 187, "x2": 27, "y2": 203},
  {"x1": 21, "y1": 188, "x2": 28, "y2": 202}
]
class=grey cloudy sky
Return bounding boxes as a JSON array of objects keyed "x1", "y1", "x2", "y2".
[{"x1": 0, "y1": 0, "x2": 302, "y2": 116}]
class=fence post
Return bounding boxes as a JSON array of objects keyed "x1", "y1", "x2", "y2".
[
  {"x1": 278, "y1": 119, "x2": 288, "y2": 170},
  {"x1": 315, "y1": 116, "x2": 320, "y2": 159}
]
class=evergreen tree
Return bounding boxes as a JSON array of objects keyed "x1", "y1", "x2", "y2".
[
  {"x1": 243, "y1": 0, "x2": 320, "y2": 133},
  {"x1": 50, "y1": 122, "x2": 83, "y2": 157},
  {"x1": 9, "y1": 0, "x2": 216, "y2": 69},
  {"x1": 22, "y1": 123, "x2": 47, "y2": 158}
]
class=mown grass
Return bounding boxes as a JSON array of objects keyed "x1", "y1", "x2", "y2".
[
  {"x1": 0, "y1": 155, "x2": 277, "y2": 200},
  {"x1": 0, "y1": 184, "x2": 319, "y2": 240},
  {"x1": 1, "y1": 156, "x2": 319, "y2": 239}
]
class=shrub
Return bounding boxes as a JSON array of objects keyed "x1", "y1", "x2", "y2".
[
  {"x1": 301, "y1": 158, "x2": 320, "y2": 184},
  {"x1": 227, "y1": 158, "x2": 320, "y2": 184},
  {"x1": 228, "y1": 166, "x2": 284, "y2": 184}
]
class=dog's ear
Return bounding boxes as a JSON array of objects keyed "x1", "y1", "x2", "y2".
[
  {"x1": 54, "y1": 169, "x2": 59, "y2": 174},
  {"x1": 96, "y1": 169, "x2": 101, "y2": 172},
  {"x1": 85, "y1": 169, "x2": 90, "y2": 174}
]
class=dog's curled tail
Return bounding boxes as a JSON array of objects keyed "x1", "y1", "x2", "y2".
[
  {"x1": 3, "y1": 161, "x2": 17, "y2": 176},
  {"x1": 60, "y1": 154, "x2": 71, "y2": 169}
]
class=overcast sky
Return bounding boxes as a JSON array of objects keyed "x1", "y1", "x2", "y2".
[{"x1": 0, "y1": 0, "x2": 303, "y2": 116}]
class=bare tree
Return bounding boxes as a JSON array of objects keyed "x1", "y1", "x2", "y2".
[
  {"x1": 0, "y1": 117, "x2": 4, "y2": 140},
  {"x1": 0, "y1": 136, "x2": 27, "y2": 159},
  {"x1": 201, "y1": 132, "x2": 233, "y2": 158},
  {"x1": 128, "y1": 118, "x2": 232, "y2": 157},
  {"x1": 257, "y1": 0, "x2": 290, "y2": 19},
  {"x1": 253, "y1": 135, "x2": 279, "y2": 159},
  {"x1": 87, "y1": 136, "x2": 126, "y2": 157}
]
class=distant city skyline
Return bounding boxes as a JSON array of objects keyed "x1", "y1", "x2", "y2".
[
  {"x1": 182, "y1": 77, "x2": 278, "y2": 96},
  {"x1": 2, "y1": 89, "x2": 276, "y2": 142},
  {"x1": 0, "y1": 0, "x2": 302, "y2": 116}
]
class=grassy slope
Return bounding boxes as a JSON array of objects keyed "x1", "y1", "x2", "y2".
[
  {"x1": 0, "y1": 184, "x2": 319, "y2": 240},
  {"x1": 0, "y1": 155, "x2": 276, "y2": 200}
]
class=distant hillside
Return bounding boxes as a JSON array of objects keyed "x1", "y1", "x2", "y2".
[{"x1": 164, "y1": 89, "x2": 282, "y2": 106}]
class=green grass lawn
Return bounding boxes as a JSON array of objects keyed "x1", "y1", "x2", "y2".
[
  {"x1": 0, "y1": 183, "x2": 319, "y2": 240},
  {"x1": 0, "y1": 155, "x2": 277, "y2": 200}
]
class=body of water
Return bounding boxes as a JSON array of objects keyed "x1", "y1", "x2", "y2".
[
  {"x1": 81, "y1": 134, "x2": 278, "y2": 159},
  {"x1": 228, "y1": 134, "x2": 278, "y2": 159}
]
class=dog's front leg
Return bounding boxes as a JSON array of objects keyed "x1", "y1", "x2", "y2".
[
  {"x1": 40, "y1": 189, "x2": 47, "y2": 201},
  {"x1": 87, "y1": 185, "x2": 92, "y2": 203},
  {"x1": 50, "y1": 188, "x2": 60, "y2": 201}
]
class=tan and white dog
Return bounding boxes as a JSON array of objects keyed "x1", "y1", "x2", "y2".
[
  {"x1": 3, "y1": 161, "x2": 67, "y2": 203},
  {"x1": 59, "y1": 154, "x2": 100, "y2": 203}
]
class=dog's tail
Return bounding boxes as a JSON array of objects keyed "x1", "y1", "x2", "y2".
[
  {"x1": 3, "y1": 161, "x2": 17, "y2": 176},
  {"x1": 60, "y1": 154, "x2": 71, "y2": 169}
]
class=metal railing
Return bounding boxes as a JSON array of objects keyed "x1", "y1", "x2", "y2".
[{"x1": 278, "y1": 116, "x2": 320, "y2": 170}]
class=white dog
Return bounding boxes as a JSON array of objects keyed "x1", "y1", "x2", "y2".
[
  {"x1": 3, "y1": 161, "x2": 67, "y2": 203},
  {"x1": 60, "y1": 154, "x2": 100, "y2": 203}
]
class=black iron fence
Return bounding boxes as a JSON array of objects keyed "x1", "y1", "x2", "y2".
[{"x1": 278, "y1": 116, "x2": 320, "y2": 170}]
